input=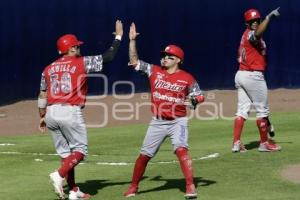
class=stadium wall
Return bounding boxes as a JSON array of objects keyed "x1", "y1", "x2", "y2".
[{"x1": 0, "y1": 0, "x2": 299, "y2": 105}]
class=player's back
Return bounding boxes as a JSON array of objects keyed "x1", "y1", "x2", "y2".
[{"x1": 43, "y1": 56, "x2": 87, "y2": 106}]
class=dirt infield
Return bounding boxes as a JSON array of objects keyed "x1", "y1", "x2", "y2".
[
  {"x1": 0, "y1": 89, "x2": 300, "y2": 136},
  {"x1": 281, "y1": 164, "x2": 300, "y2": 184}
]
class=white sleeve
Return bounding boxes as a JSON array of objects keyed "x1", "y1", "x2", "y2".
[
  {"x1": 188, "y1": 81, "x2": 203, "y2": 96},
  {"x1": 40, "y1": 73, "x2": 47, "y2": 91},
  {"x1": 135, "y1": 60, "x2": 153, "y2": 77},
  {"x1": 84, "y1": 55, "x2": 103, "y2": 73}
]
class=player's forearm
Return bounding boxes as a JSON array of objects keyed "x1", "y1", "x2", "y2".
[
  {"x1": 39, "y1": 108, "x2": 46, "y2": 118},
  {"x1": 254, "y1": 17, "x2": 270, "y2": 38},
  {"x1": 38, "y1": 91, "x2": 47, "y2": 118},
  {"x1": 129, "y1": 39, "x2": 139, "y2": 65},
  {"x1": 102, "y1": 38, "x2": 121, "y2": 64}
]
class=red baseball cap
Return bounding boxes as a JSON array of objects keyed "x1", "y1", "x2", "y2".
[
  {"x1": 161, "y1": 45, "x2": 184, "y2": 61},
  {"x1": 244, "y1": 9, "x2": 261, "y2": 22},
  {"x1": 57, "y1": 34, "x2": 84, "y2": 54}
]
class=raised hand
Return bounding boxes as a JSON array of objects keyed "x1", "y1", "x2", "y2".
[
  {"x1": 267, "y1": 7, "x2": 280, "y2": 19},
  {"x1": 113, "y1": 20, "x2": 123, "y2": 37},
  {"x1": 129, "y1": 23, "x2": 140, "y2": 40}
]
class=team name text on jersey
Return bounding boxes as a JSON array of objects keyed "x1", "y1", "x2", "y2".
[{"x1": 154, "y1": 79, "x2": 186, "y2": 92}]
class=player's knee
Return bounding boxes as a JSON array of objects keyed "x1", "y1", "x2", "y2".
[
  {"x1": 256, "y1": 112, "x2": 269, "y2": 119},
  {"x1": 236, "y1": 116, "x2": 246, "y2": 121},
  {"x1": 137, "y1": 153, "x2": 152, "y2": 163},
  {"x1": 237, "y1": 103, "x2": 251, "y2": 117},
  {"x1": 236, "y1": 111, "x2": 249, "y2": 119},
  {"x1": 72, "y1": 148, "x2": 87, "y2": 157},
  {"x1": 255, "y1": 106, "x2": 269, "y2": 119},
  {"x1": 140, "y1": 149, "x2": 155, "y2": 158}
]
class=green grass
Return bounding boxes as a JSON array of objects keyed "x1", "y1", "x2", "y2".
[{"x1": 0, "y1": 112, "x2": 300, "y2": 200}]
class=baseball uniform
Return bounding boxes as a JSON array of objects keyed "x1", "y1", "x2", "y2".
[
  {"x1": 232, "y1": 8, "x2": 281, "y2": 153},
  {"x1": 40, "y1": 31, "x2": 122, "y2": 199},
  {"x1": 125, "y1": 44, "x2": 204, "y2": 199}
]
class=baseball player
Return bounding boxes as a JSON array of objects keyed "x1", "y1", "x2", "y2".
[
  {"x1": 124, "y1": 23, "x2": 205, "y2": 199},
  {"x1": 38, "y1": 20, "x2": 123, "y2": 199},
  {"x1": 232, "y1": 8, "x2": 281, "y2": 152}
]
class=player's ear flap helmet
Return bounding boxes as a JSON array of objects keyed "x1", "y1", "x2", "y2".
[
  {"x1": 57, "y1": 34, "x2": 84, "y2": 54},
  {"x1": 244, "y1": 9, "x2": 261, "y2": 22},
  {"x1": 161, "y1": 45, "x2": 184, "y2": 62}
]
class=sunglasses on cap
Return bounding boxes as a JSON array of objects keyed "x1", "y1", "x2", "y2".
[
  {"x1": 161, "y1": 53, "x2": 176, "y2": 60},
  {"x1": 247, "y1": 18, "x2": 261, "y2": 25}
]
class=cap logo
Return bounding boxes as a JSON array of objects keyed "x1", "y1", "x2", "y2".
[
  {"x1": 63, "y1": 39, "x2": 68, "y2": 44},
  {"x1": 165, "y1": 46, "x2": 170, "y2": 51},
  {"x1": 251, "y1": 12, "x2": 257, "y2": 17}
]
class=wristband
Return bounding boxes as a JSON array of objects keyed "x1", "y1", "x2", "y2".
[
  {"x1": 38, "y1": 98, "x2": 47, "y2": 108},
  {"x1": 115, "y1": 35, "x2": 122, "y2": 41}
]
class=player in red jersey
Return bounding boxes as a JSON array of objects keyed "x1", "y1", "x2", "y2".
[
  {"x1": 124, "y1": 23, "x2": 204, "y2": 199},
  {"x1": 38, "y1": 20, "x2": 123, "y2": 199},
  {"x1": 232, "y1": 8, "x2": 281, "y2": 153}
]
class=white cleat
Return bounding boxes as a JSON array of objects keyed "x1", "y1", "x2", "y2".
[
  {"x1": 49, "y1": 171, "x2": 65, "y2": 199},
  {"x1": 69, "y1": 187, "x2": 91, "y2": 200},
  {"x1": 184, "y1": 184, "x2": 197, "y2": 199},
  {"x1": 258, "y1": 141, "x2": 281, "y2": 152},
  {"x1": 232, "y1": 140, "x2": 247, "y2": 153},
  {"x1": 124, "y1": 185, "x2": 138, "y2": 198}
]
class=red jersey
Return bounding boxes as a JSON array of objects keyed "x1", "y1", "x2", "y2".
[
  {"x1": 238, "y1": 29, "x2": 267, "y2": 71},
  {"x1": 136, "y1": 61, "x2": 203, "y2": 119},
  {"x1": 40, "y1": 55, "x2": 103, "y2": 106}
]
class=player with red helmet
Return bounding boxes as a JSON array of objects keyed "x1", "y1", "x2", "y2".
[
  {"x1": 38, "y1": 20, "x2": 123, "y2": 199},
  {"x1": 124, "y1": 23, "x2": 204, "y2": 199},
  {"x1": 232, "y1": 8, "x2": 281, "y2": 153},
  {"x1": 56, "y1": 34, "x2": 84, "y2": 54}
]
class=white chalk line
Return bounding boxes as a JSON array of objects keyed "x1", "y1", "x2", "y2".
[
  {"x1": 0, "y1": 151, "x2": 219, "y2": 166},
  {"x1": 0, "y1": 151, "x2": 101, "y2": 157},
  {"x1": 0, "y1": 143, "x2": 16, "y2": 146},
  {"x1": 95, "y1": 153, "x2": 220, "y2": 166},
  {"x1": 0, "y1": 151, "x2": 59, "y2": 156}
]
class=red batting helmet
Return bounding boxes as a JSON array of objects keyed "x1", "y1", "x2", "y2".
[
  {"x1": 244, "y1": 9, "x2": 261, "y2": 22},
  {"x1": 161, "y1": 45, "x2": 184, "y2": 61},
  {"x1": 57, "y1": 34, "x2": 84, "y2": 54}
]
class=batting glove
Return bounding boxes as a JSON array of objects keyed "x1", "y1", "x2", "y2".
[{"x1": 267, "y1": 7, "x2": 280, "y2": 19}]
